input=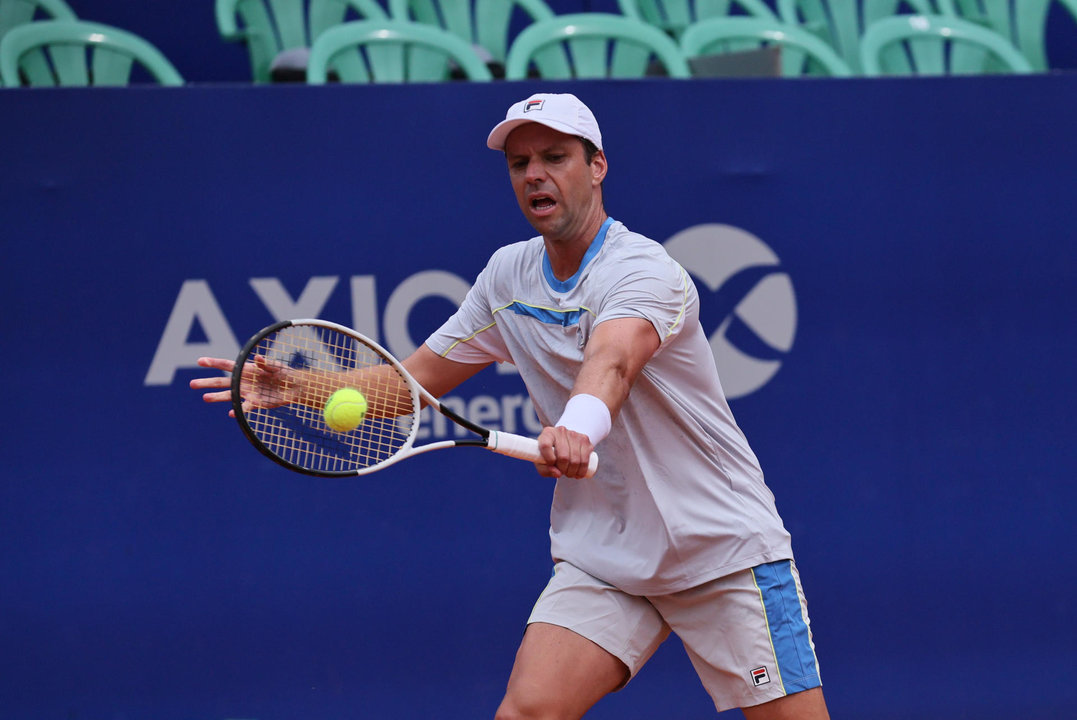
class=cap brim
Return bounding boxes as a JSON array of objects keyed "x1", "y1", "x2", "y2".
[{"x1": 486, "y1": 117, "x2": 592, "y2": 151}]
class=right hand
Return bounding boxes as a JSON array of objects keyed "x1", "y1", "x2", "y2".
[{"x1": 535, "y1": 424, "x2": 595, "y2": 480}]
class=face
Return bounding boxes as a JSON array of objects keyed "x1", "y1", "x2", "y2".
[{"x1": 504, "y1": 122, "x2": 607, "y2": 245}]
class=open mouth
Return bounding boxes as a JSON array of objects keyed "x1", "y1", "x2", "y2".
[{"x1": 530, "y1": 194, "x2": 556, "y2": 212}]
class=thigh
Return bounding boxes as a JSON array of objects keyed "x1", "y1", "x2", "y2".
[
  {"x1": 526, "y1": 561, "x2": 671, "y2": 681},
  {"x1": 651, "y1": 559, "x2": 823, "y2": 713},
  {"x1": 741, "y1": 686, "x2": 829, "y2": 720},
  {"x1": 496, "y1": 622, "x2": 627, "y2": 720}
]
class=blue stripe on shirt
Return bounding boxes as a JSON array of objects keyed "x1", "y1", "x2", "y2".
[{"x1": 504, "y1": 301, "x2": 584, "y2": 327}]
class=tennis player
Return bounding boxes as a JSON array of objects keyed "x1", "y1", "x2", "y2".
[{"x1": 191, "y1": 93, "x2": 828, "y2": 719}]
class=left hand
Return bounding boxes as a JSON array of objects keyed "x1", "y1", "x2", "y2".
[{"x1": 190, "y1": 355, "x2": 302, "y2": 418}]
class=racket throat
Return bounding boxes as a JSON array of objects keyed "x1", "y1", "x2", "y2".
[{"x1": 437, "y1": 402, "x2": 492, "y2": 444}]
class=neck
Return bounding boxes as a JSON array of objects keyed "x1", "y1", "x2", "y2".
[{"x1": 544, "y1": 211, "x2": 609, "y2": 281}]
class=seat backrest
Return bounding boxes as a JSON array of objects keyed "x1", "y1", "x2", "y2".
[
  {"x1": 0, "y1": 19, "x2": 183, "y2": 86},
  {"x1": 0, "y1": 0, "x2": 75, "y2": 39},
  {"x1": 862, "y1": 0, "x2": 949, "y2": 25},
  {"x1": 939, "y1": 0, "x2": 1077, "y2": 70},
  {"x1": 388, "y1": 0, "x2": 554, "y2": 63},
  {"x1": 215, "y1": 0, "x2": 387, "y2": 82},
  {"x1": 504, "y1": 12, "x2": 692, "y2": 79},
  {"x1": 680, "y1": 15, "x2": 853, "y2": 75},
  {"x1": 617, "y1": 0, "x2": 779, "y2": 38},
  {"x1": 306, "y1": 18, "x2": 493, "y2": 83},
  {"x1": 778, "y1": 0, "x2": 939, "y2": 71},
  {"x1": 859, "y1": 13, "x2": 1033, "y2": 74},
  {"x1": 0, "y1": 0, "x2": 73, "y2": 83}
]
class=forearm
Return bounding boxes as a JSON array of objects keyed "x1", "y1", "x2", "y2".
[
  {"x1": 569, "y1": 318, "x2": 660, "y2": 419},
  {"x1": 303, "y1": 365, "x2": 413, "y2": 418},
  {"x1": 568, "y1": 350, "x2": 634, "y2": 420}
]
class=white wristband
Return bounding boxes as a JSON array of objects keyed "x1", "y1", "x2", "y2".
[{"x1": 555, "y1": 393, "x2": 612, "y2": 446}]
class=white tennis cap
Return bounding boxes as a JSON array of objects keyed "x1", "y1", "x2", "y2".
[{"x1": 487, "y1": 93, "x2": 603, "y2": 151}]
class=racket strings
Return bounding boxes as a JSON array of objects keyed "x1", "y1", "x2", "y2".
[{"x1": 239, "y1": 325, "x2": 418, "y2": 474}]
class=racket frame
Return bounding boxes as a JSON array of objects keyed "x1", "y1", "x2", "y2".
[{"x1": 230, "y1": 319, "x2": 590, "y2": 478}]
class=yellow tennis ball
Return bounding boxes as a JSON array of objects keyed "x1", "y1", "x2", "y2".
[{"x1": 323, "y1": 388, "x2": 368, "y2": 433}]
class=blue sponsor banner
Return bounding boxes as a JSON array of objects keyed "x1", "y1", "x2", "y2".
[{"x1": 2, "y1": 77, "x2": 1075, "y2": 719}]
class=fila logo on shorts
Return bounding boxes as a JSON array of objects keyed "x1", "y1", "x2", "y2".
[
  {"x1": 524, "y1": 99, "x2": 544, "y2": 113},
  {"x1": 751, "y1": 666, "x2": 771, "y2": 686}
]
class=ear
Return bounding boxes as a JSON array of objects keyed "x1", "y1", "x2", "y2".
[{"x1": 590, "y1": 150, "x2": 608, "y2": 186}]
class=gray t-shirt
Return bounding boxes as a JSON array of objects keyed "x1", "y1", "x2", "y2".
[{"x1": 425, "y1": 219, "x2": 793, "y2": 595}]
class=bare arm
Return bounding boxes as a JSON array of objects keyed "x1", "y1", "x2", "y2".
[
  {"x1": 402, "y1": 343, "x2": 491, "y2": 403},
  {"x1": 190, "y1": 344, "x2": 489, "y2": 417},
  {"x1": 538, "y1": 317, "x2": 661, "y2": 479},
  {"x1": 313, "y1": 344, "x2": 488, "y2": 416}
]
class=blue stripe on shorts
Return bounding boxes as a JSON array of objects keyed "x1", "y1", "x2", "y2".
[{"x1": 751, "y1": 560, "x2": 822, "y2": 695}]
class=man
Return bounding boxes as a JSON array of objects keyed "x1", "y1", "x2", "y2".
[{"x1": 192, "y1": 93, "x2": 828, "y2": 719}]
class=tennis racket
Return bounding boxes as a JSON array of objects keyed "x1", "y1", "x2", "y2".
[{"x1": 230, "y1": 318, "x2": 599, "y2": 478}]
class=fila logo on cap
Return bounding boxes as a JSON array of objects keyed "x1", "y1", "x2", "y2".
[
  {"x1": 750, "y1": 666, "x2": 771, "y2": 686},
  {"x1": 524, "y1": 99, "x2": 544, "y2": 113}
]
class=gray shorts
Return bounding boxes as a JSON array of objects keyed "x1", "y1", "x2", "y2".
[{"x1": 527, "y1": 559, "x2": 822, "y2": 712}]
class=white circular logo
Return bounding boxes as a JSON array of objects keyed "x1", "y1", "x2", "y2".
[{"x1": 663, "y1": 224, "x2": 797, "y2": 399}]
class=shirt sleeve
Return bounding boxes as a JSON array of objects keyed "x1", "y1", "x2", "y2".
[
  {"x1": 594, "y1": 247, "x2": 697, "y2": 351},
  {"x1": 424, "y1": 261, "x2": 512, "y2": 365}
]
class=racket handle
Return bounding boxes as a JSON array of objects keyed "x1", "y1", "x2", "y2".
[{"x1": 487, "y1": 431, "x2": 599, "y2": 479}]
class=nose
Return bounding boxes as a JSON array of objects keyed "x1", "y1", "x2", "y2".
[{"x1": 524, "y1": 157, "x2": 546, "y2": 184}]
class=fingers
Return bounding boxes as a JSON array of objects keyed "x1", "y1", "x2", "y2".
[
  {"x1": 253, "y1": 355, "x2": 287, "y2": 378},
  {"x1": 189, "y1": 357, "x2": 234, "y2": 405},
  {"x1": 538, "y1": 426, "x2": 559, "y2": 465},
  {"x1": 189, "y1": 357, "x2": 233, "y2": 391},
  {"x1": 201, "y1": 389, "x2": 232, "y2": 404},
  {"x1": 197, "y1": 356, "x2": 235, "y2": 372},
  {"x1": 253, "y1": 355, "x2": 272, "y2": 373},
  {"x1": 533, "y1": 461, "x2": 560, "y2": 479},
  {"x1": 189, "y1": 376, "x2": 229, "y2": 391}
]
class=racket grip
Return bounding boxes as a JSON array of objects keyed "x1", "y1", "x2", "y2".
[{"x1": 487, "y1": 431, "x2": 599, "y2": 479}]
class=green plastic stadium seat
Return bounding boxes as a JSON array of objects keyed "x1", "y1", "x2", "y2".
[
  {"x1": 306, "y1": 19, "x2": 494, "y2": 83},
  {"x1": 388, "y1": 0, "x2": 554, "y2": 75},
  {"x1": 0, "y1": 0, "x2": 75, "y2": 39},
  {"x1": 0, "y1": 19, "x2": 184, "y2": 86},
  {"x1": 215, "y1": 0, "x2": 388, "y2": 83},
  {"x1": 0, "y1": 0, "x2": 74, "y2": 82},
  {"x1": 777, "y1": 0, "x2": 943, "y2": 72},
  {"x1": 859, "y1": 13, "x2": 1033, "y2": 74},
  {"x1": 617, "y1": 0, "x2": 779, "y2": 39},
  {"x1": 680, "y1": 16, "x2": 853, "y2": 75},
  {"x1": 504, "y1": 12, "x2": 692, "y2": 79},
  {"x1": 936, "y1": 0, "x2": 1077, "y2": 70}
]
